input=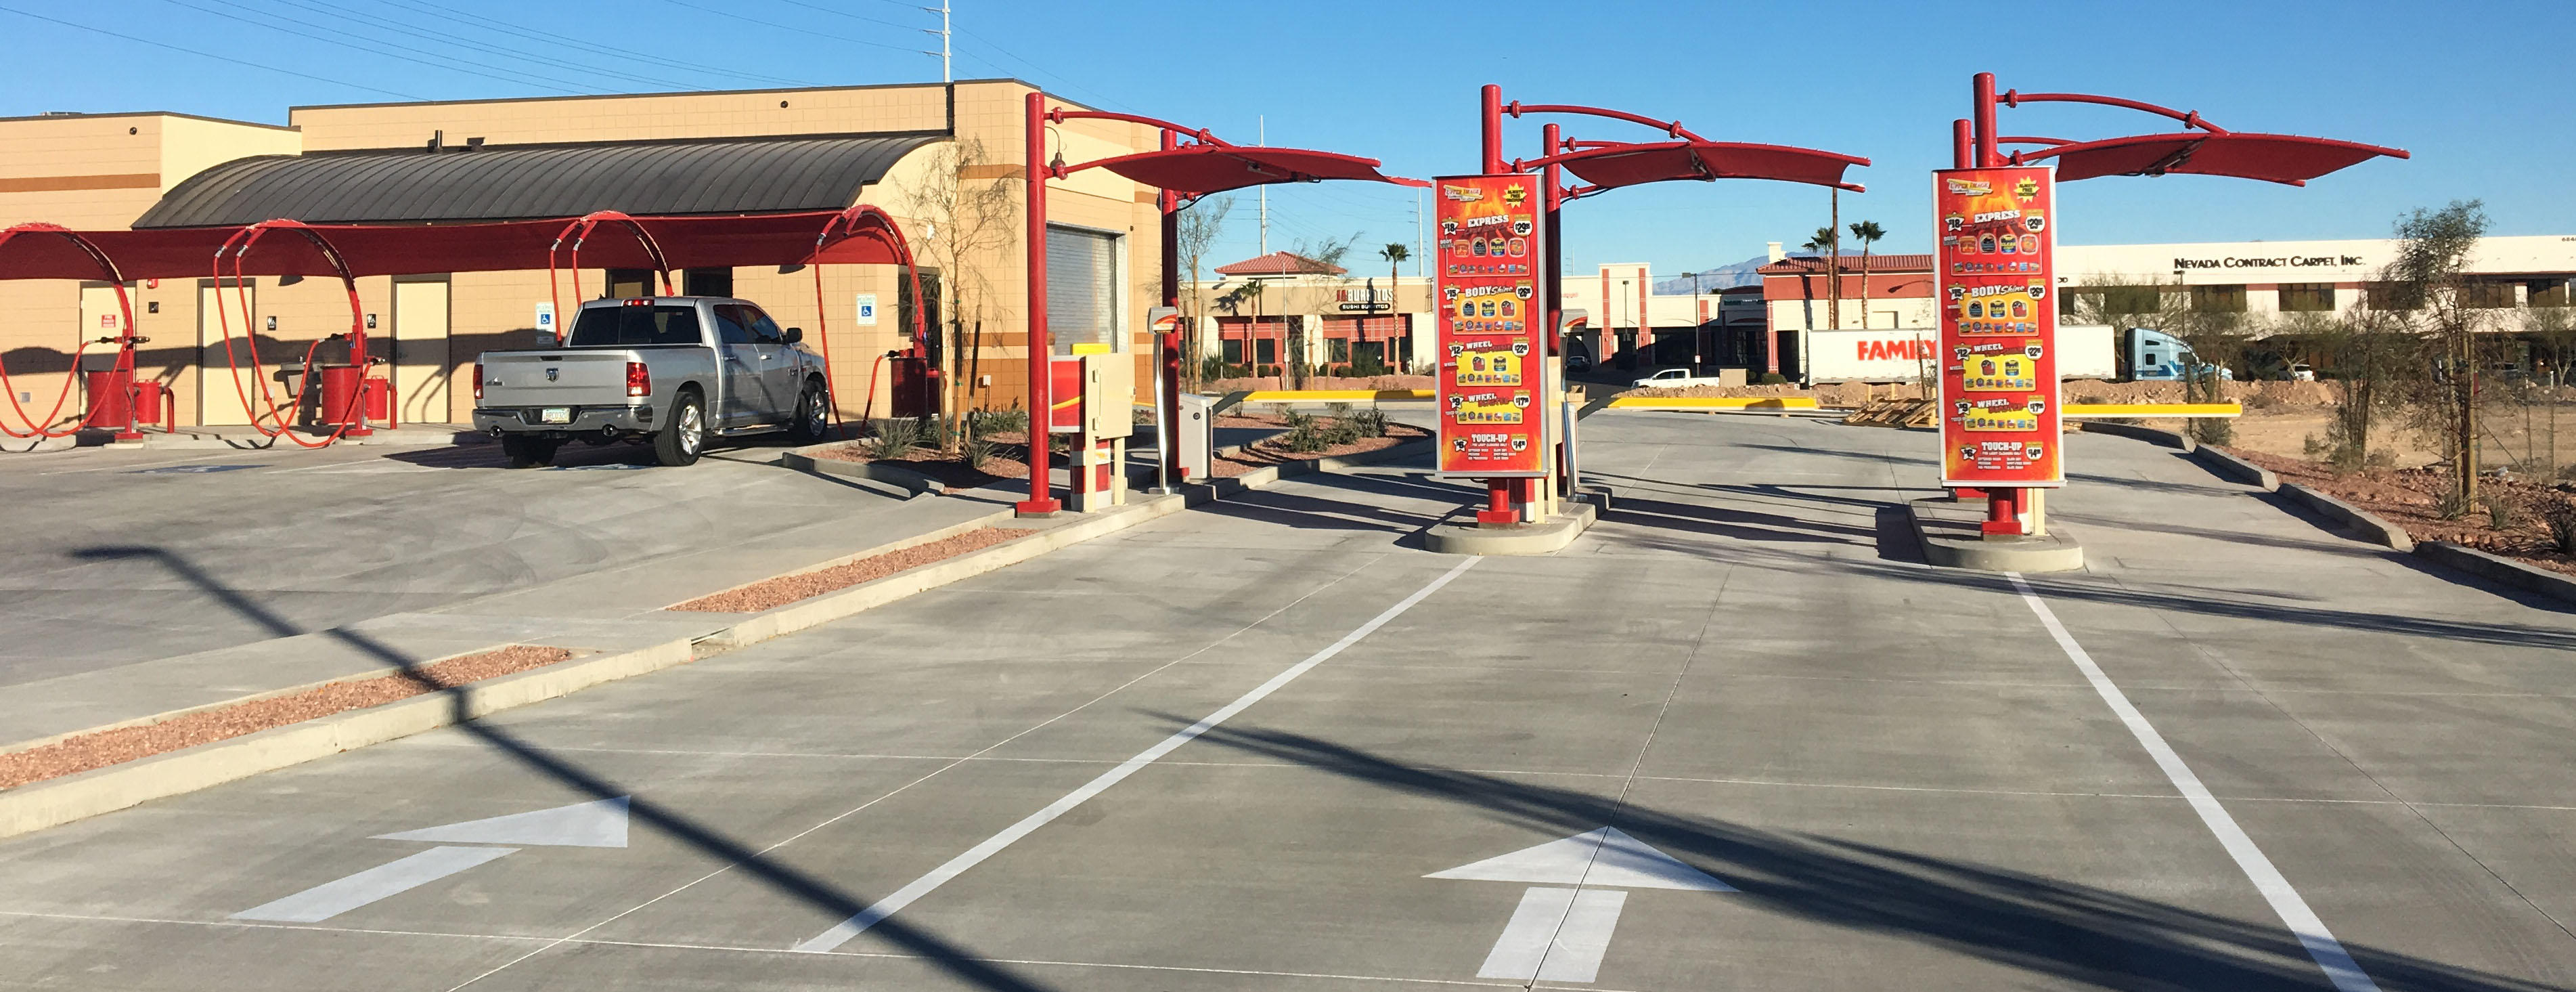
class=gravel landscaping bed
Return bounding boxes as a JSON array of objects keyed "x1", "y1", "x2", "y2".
[
  {"x1": 667, "y1": 527, "x2": 1035, "y2": 613},
  {"x1": 0, "y1": 645, "x2": 575, "y2": 790}
]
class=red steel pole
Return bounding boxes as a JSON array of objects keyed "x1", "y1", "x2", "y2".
[
  {"x1": 1972, "y1": 72, "x2": 2001, "y2": 168},
  {"x1": 1480, "y1": 84, "x2": 1506, "y2": 175},
  {"x1": 1018, "y1": 90, "x2": 1060, "y2": 515},
  {"x1": 1952, "y1": 118, "x2": 1974, "y2": 171},
  {"x1": 1159, "y1": 129, "x2": 1183, "y2": 482}
]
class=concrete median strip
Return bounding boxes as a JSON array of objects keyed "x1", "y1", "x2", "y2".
[
  {"x1": 0, "y1": 640, "x2": 689, "y2": 841},
  {"x1": 2187, "y1": 446, "x2": 2280, "y2": 490},
  {"x1": 0, "y1": 439, "x2": 1432, "y2": 840},
  {"x1": 2416, "y1": 541, "x2": 2576, "y2": 607},
  {"x1": 2276, "y1": 482, "x2": 2414, "y2": 552}
]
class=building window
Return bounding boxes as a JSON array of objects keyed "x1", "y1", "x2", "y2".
[
  {"x1": 2102, "y1": 285, "x2": 2162, "y2": 316},
  {"x1": 682, "y1": 267, "x2": 732, "y2": 297},
  {"x1": 2533, "y1": 278, "x2": 2571, "y2": 309},
  {"x1": 1222, "y1": 338, "x2": 1245, "y2": 364},
  {"x1": 2460, "y1": 280, "x2": 2516, "y2": 309},
  {"x1": 2278, "y1": 284, "x2": 2336, "y2": 312},
  {"x1": 2364, "y1": 282, "x2": 2421, "y2": 310},
  {"x1": 2190, "y1": 285, "x2": 2246, "y2": 313}
]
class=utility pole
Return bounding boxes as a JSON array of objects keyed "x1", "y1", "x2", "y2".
[
  {"x1": 920, "y1": 0, "x2": 950, "y2": 83},
  {"x1": 1257, "y1": 115, "x2": 1268, "y2": 255},
  {"x1": 1827, "y1": 187, "x2": 1841, "y2": 332}
]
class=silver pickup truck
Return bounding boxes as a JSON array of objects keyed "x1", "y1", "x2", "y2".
[{"x1": 472, "y1": 296, "x2": 830, "y2": 467}]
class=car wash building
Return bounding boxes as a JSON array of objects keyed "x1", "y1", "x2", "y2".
[{"x1": 0, "y1": 79, "x2": 1168, "y2": 428}]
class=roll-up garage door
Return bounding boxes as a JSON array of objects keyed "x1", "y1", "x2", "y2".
[{"x1": 1045, "y1": 224, "x2": 1119, "y2": 355}]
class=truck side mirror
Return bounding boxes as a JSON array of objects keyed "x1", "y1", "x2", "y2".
[{"x1": 783, "y1": 327, "x2": 804, "y2": 344}]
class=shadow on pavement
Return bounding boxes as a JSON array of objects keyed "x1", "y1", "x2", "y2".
[
  {"x1": 68, "y1": 544, "x2": 1063, "y2": 992},
  {"x1": 1178, "y1": 721, "x2": 2562, "y2": 992}
]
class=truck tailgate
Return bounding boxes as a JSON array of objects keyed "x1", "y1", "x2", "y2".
[{"x1": 481, "y1": 351, "x2": 632, "y2": 407}]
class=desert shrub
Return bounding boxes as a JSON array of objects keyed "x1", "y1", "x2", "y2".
[
  {"x1": 967, "y1": 408, "x2": 1027, "y2": 436},
  {"x1": 2485, "y1": 492, "x2": 2518, "y2": 530},
  {"x1": 868, "y1": 418, "x2": 927, "y2": 456},
  {"x1": 2544, "y1": 498, "x2": 2576, "y2": 553},
  {"x1": 962, "y1": 433, "x2": 998, "y2": 469},
  {"x1": 1347, "y1": 407, "x2": 1391, "y2": 438}
]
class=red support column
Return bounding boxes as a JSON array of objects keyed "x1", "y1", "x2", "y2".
[
  {"x1": 1972, "y1": 72, "x2": 2001, "y2": 168},
  {"x1": 1480, "y1": 84, "x2": 1506, "y2": 174},
  {"x1": 1159, "y1": 131, "x2": 1183, "y2": 486},
  {"x1": 1952, "y1": 118, "x2": 1974, "y2": 171},
  {"x1": 1018, "y1": 90, "x2": 1061, "y2": 516}
]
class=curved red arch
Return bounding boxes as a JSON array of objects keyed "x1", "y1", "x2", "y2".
[
  {"x1": 0, "y1": 223, "x2": 138, "y2": 439},
  {"x1": 211, "y1": 219, "x2": 372, "y2": 448},
  {"x1": 548, "y1": 211, "x2": 677, "y2": 322},
  {"x1": 805, "y1": 204, "x2": 930, "y2": 426}
]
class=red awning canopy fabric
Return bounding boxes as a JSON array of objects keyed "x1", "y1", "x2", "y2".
[
  {"x1": 1554, "y1": 141, "x2": 1868, "y2": 192},
  {"x1": 0, "y1": 210, "x2": 912, "y2": 282},
  {"x1": 2018, "y1": 131, "x2": 2410, "y2": 186},
  {"x1": 1075, "y1": 144, "x2": 1427, "y2": 196}
]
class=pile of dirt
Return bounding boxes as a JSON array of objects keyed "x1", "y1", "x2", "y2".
[
  {"x1": 2225, "y1": 448, "x2": 2576, "y2": 576},
  {"x1": 1203, "y1": 374, "x2": 1434, "y2": 393}
]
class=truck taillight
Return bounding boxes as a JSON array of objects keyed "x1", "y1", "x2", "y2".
[
  {"x1": 626, "y1": 361, "x2": 650, "y2": 398},
  {"x1": 472, "y1": 362, "x2": 483, "y2": 400}
]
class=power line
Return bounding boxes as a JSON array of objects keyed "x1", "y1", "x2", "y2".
[
  {"x1": 0, "y1": 5, "x2": 425, "y2": 100},
  {"x1": 652, "y1": 0, "x2": 925, "y2": 56},
  {"x1": 952, "y1": 24, "x2": 1124, "y2": 111},
  {"x1": 756, "y1": 0, "x2": 927, "y2": 35},
  {"x1": 153, "y1": 0, "x2": 599, "y2": 95},
  {"x1": 374, "y1": 0, "x2": 816, "y2": 89},
  {"x1": 280, "y1": 0, "x2": 713, "y2": 93},
  {"x1": 269, "y1": 0, "x2": 709, "y2": 93}
]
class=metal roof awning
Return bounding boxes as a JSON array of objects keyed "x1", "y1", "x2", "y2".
[
  {"x1": 1, "y1": 210, "x2": 913, "y2": 282},
  {"x1": 1075, "y1": 144, "x2": 1426, "y2": 196},
  {"x1": 1555, "y1": 142, "x2": 1868, "y2": 193},
  {"x1": 2016, "y1": 131, "x2": 2410, "y2": 186},
  {"x1": 132, "y1": 133, "x2": 943, "y2": 228}
]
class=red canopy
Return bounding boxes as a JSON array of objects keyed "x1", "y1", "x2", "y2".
[
  {"x1": 0, "y1": 210, "x2": 912, "y2": 282},
  {"x1": 1554, "y1": 141, "x2": 1868, "y2": 192},
  {"x1": 2019, "y1": 131, "x2": 2410, "y2": 186},
  {"x1": 1074, "y1": 144, "x2": 1426, "y2": 196}
]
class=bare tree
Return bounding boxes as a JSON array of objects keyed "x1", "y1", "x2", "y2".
[
  {"x1": 889, "y1": 136, "x2": 1019, "y2": 435},
  {"x1": 1174, "y1": 196, "x2": 1233, "y2": 390},
  {"x1": 2378, "y1": 200, "x2": 2493, "y2": 511}
]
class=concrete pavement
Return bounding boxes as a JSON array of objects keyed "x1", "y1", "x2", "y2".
[{"x1": 0, "y1": 412, "x2": 2571, "y2": 989}]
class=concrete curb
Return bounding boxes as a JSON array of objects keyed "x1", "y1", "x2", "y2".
[
  {"x1": 0, "y1": 638, "x2": 692, "y2": 841},
  {"x1": 778, "y1": 444, "x2": 943, "y2": 498},
  {"x1": 1907, "y1": 498, "x2": 2085, "y2": 572},
  {"x1": 1426, "y1": 502, "x2": 1597, "y2": 555},
  {"x1": 2075, "y1": 420, "x2": 2195, "y2": 452},
  {"x1": 2278, "y1": 483, "x2": 2414, "y2": 552},
  {"x1": 2417, "y1": 542, "x2": 2576, "y2": 606},
  {"x1": 2187, "y1": 446, "x2": 2280, "y2": 491}
]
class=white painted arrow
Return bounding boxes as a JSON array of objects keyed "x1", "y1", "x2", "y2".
[
  {"x1": 1428, "y1": 827, "x2": 1733, "y2": 984},
  {"x1": 233, "y1": 797, "x2": 629, "y2": 923}
]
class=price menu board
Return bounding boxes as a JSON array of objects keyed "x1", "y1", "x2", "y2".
[
  {"x1": 1433, "y1": 174, "x2": 1546, "y2": 477},
  {"x1": 1934, "y1": 166, "x2": 2064, "y2": 488}
]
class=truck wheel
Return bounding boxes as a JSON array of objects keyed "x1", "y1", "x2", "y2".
[
  {"x1": 654, "y1": 390, "x2": 705, "y2": 467},
  {"x1": 789, "y1": 379, "x2": 830, "y2": 444}
]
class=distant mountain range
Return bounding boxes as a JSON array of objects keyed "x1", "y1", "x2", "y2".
[{"x1": 1652, "y1": 254, "x2": 1775, "y2": 294}]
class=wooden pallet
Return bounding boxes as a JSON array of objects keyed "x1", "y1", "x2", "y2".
[{"x1": 1840, "y1": 397, "x2": 1938, "y2": 429}]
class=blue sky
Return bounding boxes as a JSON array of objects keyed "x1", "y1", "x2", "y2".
[{"x1": 4, "y1": 0, "x2": 2568, "y2": 280}]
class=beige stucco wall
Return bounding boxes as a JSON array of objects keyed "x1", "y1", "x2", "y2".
[{"x1": 0, "y1": 81, "x2": 1170, "y2": 428}]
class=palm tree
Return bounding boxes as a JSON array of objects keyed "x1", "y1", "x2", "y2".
[
  {"x1": 1211, "y1": 280, "x2": 1264, "y2": 373},
  {"x1": 1377, "y1": 242, "x2": 1409, "y2": 373},
  {"x1": 1846, "y1": 220, "x2": 1884, "y2": 330},
  {"x1": 1803, "y1": 228, "x2": 1838, "y2": 330}
]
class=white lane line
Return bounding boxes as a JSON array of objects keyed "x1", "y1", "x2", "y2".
[
  {"x1": 791, "y1": 557, "x2": 1484, "y2": 953},
  {"x1": 231, "y1": 846, "x2": 516, "y2": 923},
  {"x1": 1477, "y1": 886, "x2": 1627, "y2": 983},
  {"x1": 2008, "y1": 572, "x2": 2380, "y2": 992}
]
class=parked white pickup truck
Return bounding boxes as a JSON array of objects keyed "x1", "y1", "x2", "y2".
[
  {"x1": 1630, "y1": 367, "x2": 1729, "y2": 389},
  {"x1": 472, "y1": 297, "x2": 830, "y2": 467}
]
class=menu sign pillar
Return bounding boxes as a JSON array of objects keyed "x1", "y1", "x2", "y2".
[
  {"x1": 1433, "y1": 174, "x2": 1548, "y2": 526},
  {"x1": 1933, "y1": 165, "x2": 2062, "y2": 536}
]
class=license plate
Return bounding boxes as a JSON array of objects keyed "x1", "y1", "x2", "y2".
[{"x1": 539, "y1": 407, "x2": 572, "y2": 425}]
